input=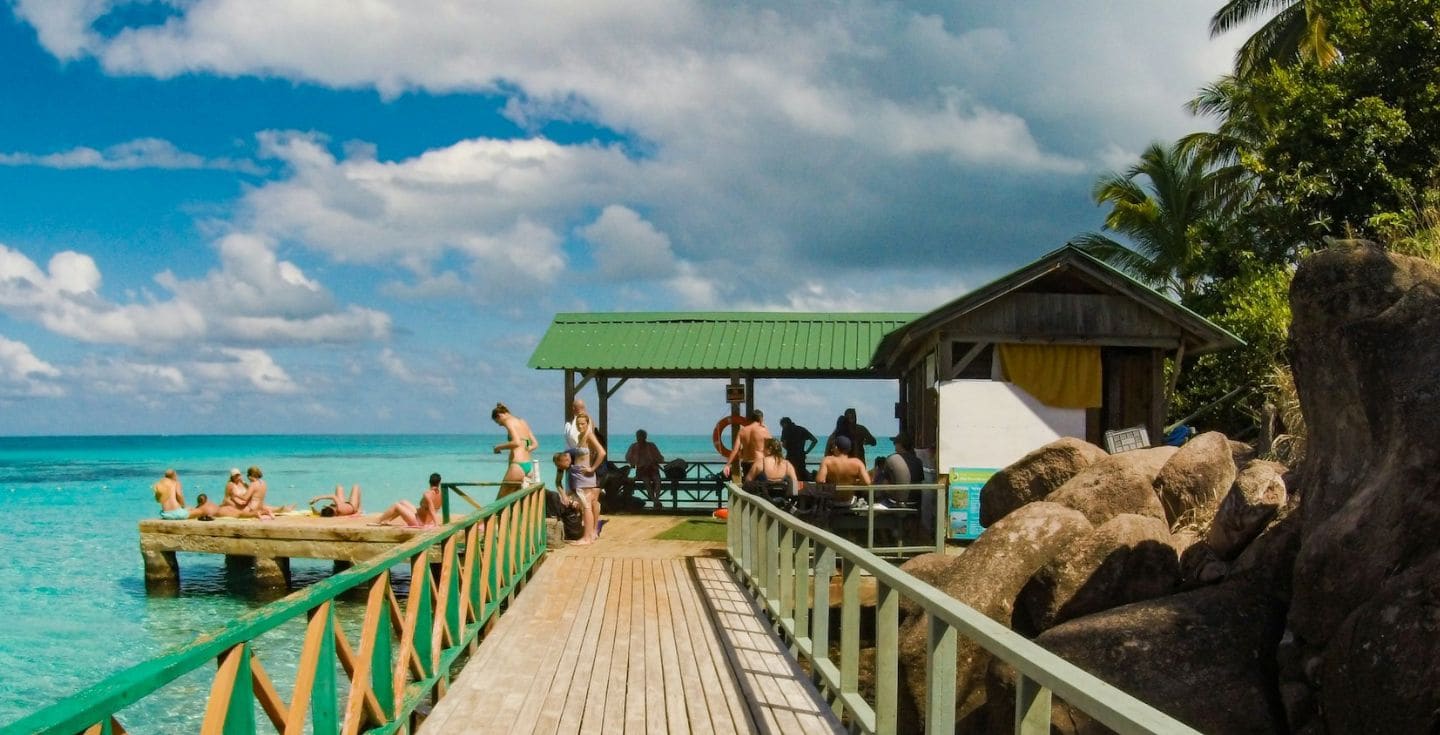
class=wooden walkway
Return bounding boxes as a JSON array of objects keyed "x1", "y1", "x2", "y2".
[{"x1": 421, "y1": 516, "x2": 843, "y2": 734}]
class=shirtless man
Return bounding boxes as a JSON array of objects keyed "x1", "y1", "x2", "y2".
[
  {"x1": 722, "y1": 409, "x2": 771, "y2": 479},
  {"x1": 815, "y1": 436, "x2": 871, "y2": 504},
  {"x1": 153, "y1": 469, "x2": 194, "y2": 520}
]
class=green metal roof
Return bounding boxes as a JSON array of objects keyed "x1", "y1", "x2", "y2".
[{"x1": 528, "y1": 312, "x2": 921, "y2": 375}]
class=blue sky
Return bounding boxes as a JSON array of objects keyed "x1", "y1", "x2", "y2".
[{"x1": 0, "y1": 1, "x2": 1245, "y2": 437}]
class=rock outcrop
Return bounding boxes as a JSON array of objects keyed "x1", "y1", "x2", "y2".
[
  {"x1": 1207, "y1": 460, "x2": 1288, "y2": 560},
  {"x1": 1284, "y1": 245, "x2": 1440, "y2": 732},
  {"x1": 978, "y1": 438, "x2": 1109, "y2": 526},
  {"x1": 1046, "y1": 446, "x2": 1175, "y2": 526},
  {"x1": 897, "y1": 502, "x2": 1092, "y2": 729},
  {"x1": 1013, "y1": 513, "x2": 1177, "y2": 635},
  {"x1": 1153, "y1": 431, "x2": 1237, "y2": 527},
  {"x1": 1006, "y1": 579, "x2": 1289, "y2": 735}
]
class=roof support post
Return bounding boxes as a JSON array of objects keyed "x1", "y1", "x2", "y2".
[
  {"x1": 597, "y1": 374, "x2": 609, "y2": 450},
  {"x1": 563, "y1": 370, "x2": 576, "y2": 422},
  {"x1": 745, "y1": 376, "x2": 755, "y2": 419},
  {"x1": 729, "y1": 374, "x2": 742, "y2": 477}
]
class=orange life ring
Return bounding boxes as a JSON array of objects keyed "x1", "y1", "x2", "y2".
[
  {"x1": 712, "y1": 415, "x2": 753, "y2": 459},
  {"x1": 712, "y1": 508, "x2": 729, "y2": 520}
]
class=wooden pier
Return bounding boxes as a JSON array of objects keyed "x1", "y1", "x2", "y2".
[
  {"x1": 138, "y1": 514, "x2": 430, "y2": 588},
  {"x1": 421, "y1": 515, "x2": 843, "y2": 734}
]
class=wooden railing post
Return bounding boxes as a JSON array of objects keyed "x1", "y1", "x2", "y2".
[
  {"x1": 779, "y1": 522, "x2": 795, "y2": 628},
  {"x1": 765, "y1": 511, "x2": 781, "y2": 614},
  {"x1": 1015, "y1": 675, "x2": 1053, "y2": 735},
  {"x1": 875, "y1": 582, "x2": 899, "y2": 735},
  {"x1": 840, "y1": 558, "x2": 861, "y2": 714},
  {"x1": 925, "y1": 615, "x2": 957, "y2": 733},
  {"x1": 810, "y1": 545, "x2": 834, "y2": 678},
  {"x1": 792, "y1": 534, "x2": 811, "y2": 648}
]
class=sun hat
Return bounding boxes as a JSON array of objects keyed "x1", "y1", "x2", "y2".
[{"x1": 229, "y1": 468, "x2": 241, "y2": 477}]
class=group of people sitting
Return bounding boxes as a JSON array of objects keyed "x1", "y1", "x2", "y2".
[
  {"x1": 152, "y1": 467, "x2": 446, "y2": 529},
  {"x1": 153, "y1": 466, "x2": 289, "y2": 521}
]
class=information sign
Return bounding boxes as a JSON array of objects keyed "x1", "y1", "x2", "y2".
[
  {"x1": 948, "y1": 467, "x2": 998, "y2": 541},
  {"x1": 725, "y1": 384, "x2": 746, "y2": 403}
]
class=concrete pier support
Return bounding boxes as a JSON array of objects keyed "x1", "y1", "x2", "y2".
[
  {"x1": 142, "y1": 549, "x2": 179, "y2": 588},
  {"x1": 254, "y1": 556, "x2": 290, "y2": 588}
]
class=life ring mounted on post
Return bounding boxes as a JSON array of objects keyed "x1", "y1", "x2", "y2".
[{"x1": 712, "y1": 415, "x2": 753, "y2": 459}]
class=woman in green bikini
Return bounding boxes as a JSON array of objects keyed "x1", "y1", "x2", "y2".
[{"x1": 492, "y1": 403, "x2": 540, "y2": 497}]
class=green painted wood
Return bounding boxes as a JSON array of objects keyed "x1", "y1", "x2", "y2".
[
  {"x1": 223, "y1": 645, "x2": 256, "y2": 735},
  {"x1": 792, "y1": 535, "x2": 810, "y2": 645},
  {"x1": 779, "y1": 524, "x2": 795, "y2": 625},
  {"x1": 311, "y1": 606, "x2": 340, "y2": 735},
  {"x1": 527, "y1": 311, "x2": 920, "y2": 373},
  {"x1": 765, "y1": 514, "x2": 781, "y2": 613},
  {"x1": 443, "y1": 542, "x2": 462, "y2": 654},
  {"x1": 725, "y1": 482, "x2": 1202, "y2": 735},
  {"x1": 410, "y1": 560, "x2": 435, "y2": 680},
  {"x1": 1016, "y1": 674, "x2": 1053, "y2": 735},
  {"x1": 875, "y1": 581, "x2": 899, "y2": 735},
  {"x1": 925, "y1": 616, "x2": 958, "y2": 733},
  {"x1": 841, "y1": 558, "x2": 861, "y2": 701},
  {"x1": 370, "y1": 575, "x2": 396, "y2": 723}
]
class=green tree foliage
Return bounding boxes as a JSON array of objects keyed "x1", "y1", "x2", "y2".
[
  {"x1": 1073, "y1": 142, "x2": 1228, "y2": 301},
  {"x1": 1212, "y1": 0, "x2": 1349, "y2": 78},
  {"x1": 1239, "y1": 0, "x2": 1440, "y2": 242}
]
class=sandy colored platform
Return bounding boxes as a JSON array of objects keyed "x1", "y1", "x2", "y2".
[{"x1": 138, "y1": 513, "x2": 430, "y2": 562}]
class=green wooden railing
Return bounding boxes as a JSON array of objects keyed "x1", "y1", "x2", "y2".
[
  {"x1": 6, "y1": 483, "x2": 548, "y2": 735},
  {"x1": 726, "y1": 482, "x2": 1201, "y2": 735}
]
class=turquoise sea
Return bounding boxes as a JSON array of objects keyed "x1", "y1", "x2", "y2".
[{"x1": 0, "y1": 433, "x2": 720, "y2": 730}]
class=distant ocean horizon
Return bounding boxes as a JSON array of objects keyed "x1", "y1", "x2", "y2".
[{"x1": 0, "y1": 432, "x2": 723, "y2": 729}]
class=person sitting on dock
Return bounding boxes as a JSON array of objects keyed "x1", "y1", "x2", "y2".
[
  {"x1": 310, "y1": 484, "x2": 362, "y2": 517},
  {"x1": 242, "y1": 466, "x2": 289, "y2": 520},
  {"x1": 815, "y1": 436, "x2": 870, "y2": 504},
  {"x1": 222, "y1": 468, "x2": 250, "y2": 511},
  {"x1": 374, "y1": 473, "x2": 443, "y2": 528},
  {"x1": 625, "y1": 429, "x2": 666, "y2": 510},
  {"x1": 153, "y1": 469, "x2": 199, "y2": 520},
  {"x1": 746, "y1": 438, "x2": 800, "y2": 501}
]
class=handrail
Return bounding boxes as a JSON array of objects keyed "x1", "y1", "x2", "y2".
[
  {"x1": 6, "y1": 482, "x2": 549, "y2": 735},
  {"x1": 725, "y1": 482, "x2": 1200, "y2": 735},
  {"x1": 820, "y1": 482, "x2": 946, "y2": 557}
]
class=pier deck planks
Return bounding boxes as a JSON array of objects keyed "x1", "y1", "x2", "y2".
[{"x1": 421, "y1": 515, "x2": 841, "y2": 734}]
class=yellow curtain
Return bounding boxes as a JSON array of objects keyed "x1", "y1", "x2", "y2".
[{"x1": 997, "y1": 344, "x2": 1102, "y2": 409}]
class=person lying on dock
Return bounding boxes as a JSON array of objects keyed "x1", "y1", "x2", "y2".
[
  {"x1": 373, "y1": 473, "x2": 443, "y2": 528},
  {"x1": 191, "y1": 493, "x2": 223, "y2": 520},
  {"x1": 310, "y1": 484, "x2": 363, "y2": 517}
]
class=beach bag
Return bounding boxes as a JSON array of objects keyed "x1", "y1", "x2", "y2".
[{"x1": 663, "y1": 458, "x2": 689, "y2": 481}]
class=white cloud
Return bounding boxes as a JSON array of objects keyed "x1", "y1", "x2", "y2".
[
  {"x1": 74, "y1": 348, "x2": 300, "y2": 398},
  {"x1": 0, "y1": 138, "x2": 261, "y2": 173},
  {"x1": 0, "y1": 238, "x2": 389, "y2": 347},
  {"x1": 579, "y1": 205, "x2": 680, "y2": 280},
  {"x1": 378, "y1": 347, "x2": 456, "y2": 394},
  {"x1": 0, "y1": 334, "x2": 64, "y2": 397}
]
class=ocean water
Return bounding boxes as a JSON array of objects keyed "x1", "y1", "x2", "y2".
[{"x1": 0, "y1": 433, "x2": 721, "y2": 729}]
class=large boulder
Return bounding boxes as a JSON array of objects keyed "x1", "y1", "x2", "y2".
[
  {"x1": 992, "y1": 579, "x2": 1288, "y2": 735},
  {"x1": 1284, "y1": 246, "x2": 1440, "y2": 731},
  {"x1": 979, "y1": 438, "x2": 1109, "y2": 526},
  {"x1": 895, "y1": 551, "x2": 962, "y2": 621},
  {"x1": 1207, "y1": 460, "x2": 1288, "y2": 560},
  {"x1": 1014, "y1": 513, "x2": 1178, "y2": 635},
  {"x1": 1153, "y1": 431, "x2": 1237, "y2": 527},
  {"x1": 897, "y1": 502, "x2": 1092, "y2": 730},
  {"x1": 1046, "y1": 446, "x2": 1175, "y2": 526}
]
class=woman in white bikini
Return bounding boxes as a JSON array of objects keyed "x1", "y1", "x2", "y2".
[{"x1": 569, "y1": 413, "x2": 606, "y2": 544}]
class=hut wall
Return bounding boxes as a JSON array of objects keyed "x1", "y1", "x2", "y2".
[{"x1": 1101, "y1": 347, "x2": 1163, "y2": 441}]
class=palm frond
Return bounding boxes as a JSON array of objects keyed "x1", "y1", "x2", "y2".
[
  {"x1": 1235, "y1": 5, "x2": 1308, "y2": 77},
  {"x1": 1211, "y1": 0, "x2": 1296, "y2": 37}
]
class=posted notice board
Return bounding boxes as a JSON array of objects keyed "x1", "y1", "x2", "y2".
[{"x1": 948, "y1": 467, "x2": 997, "y2": 541}]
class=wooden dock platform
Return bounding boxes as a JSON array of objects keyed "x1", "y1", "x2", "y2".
[
  {"x1": 421, "y1": 515, "x2": 843, "y2": 734},
  {"x1": 138, "y1": 513, "x2": 429, "y2": 588}
]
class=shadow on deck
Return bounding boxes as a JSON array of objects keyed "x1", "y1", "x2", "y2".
[{"x1": 421, "y1": 515, "x2": 841, "y2": 734}]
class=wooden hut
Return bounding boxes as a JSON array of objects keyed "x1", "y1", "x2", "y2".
[{"x1": 871, "y1": 245, "x2": 1241, "y2": 470}]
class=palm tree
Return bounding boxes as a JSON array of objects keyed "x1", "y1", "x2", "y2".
[
  {"x1": 1178, "y1": 75, "x2": 1269, "y2": 215},
  {"x1": 1210, "y1": 0, "x2": 1360, "y2": 78},
  {"x1": 1073, "y1": 142, "x2": 1227, "y2": 302}
]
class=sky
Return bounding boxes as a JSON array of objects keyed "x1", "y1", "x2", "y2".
[{"x1": 0, "y1": 1, "x2": 1248, "y2": 437}]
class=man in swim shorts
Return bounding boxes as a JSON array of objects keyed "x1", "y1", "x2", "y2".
[{"x1": 153, "y1": 469, "x2": 191, "y2": 520}]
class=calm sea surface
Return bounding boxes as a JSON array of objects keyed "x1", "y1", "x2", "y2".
[{"x1": 0, "y1": 433, "x2": 719, "y2": 729}]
